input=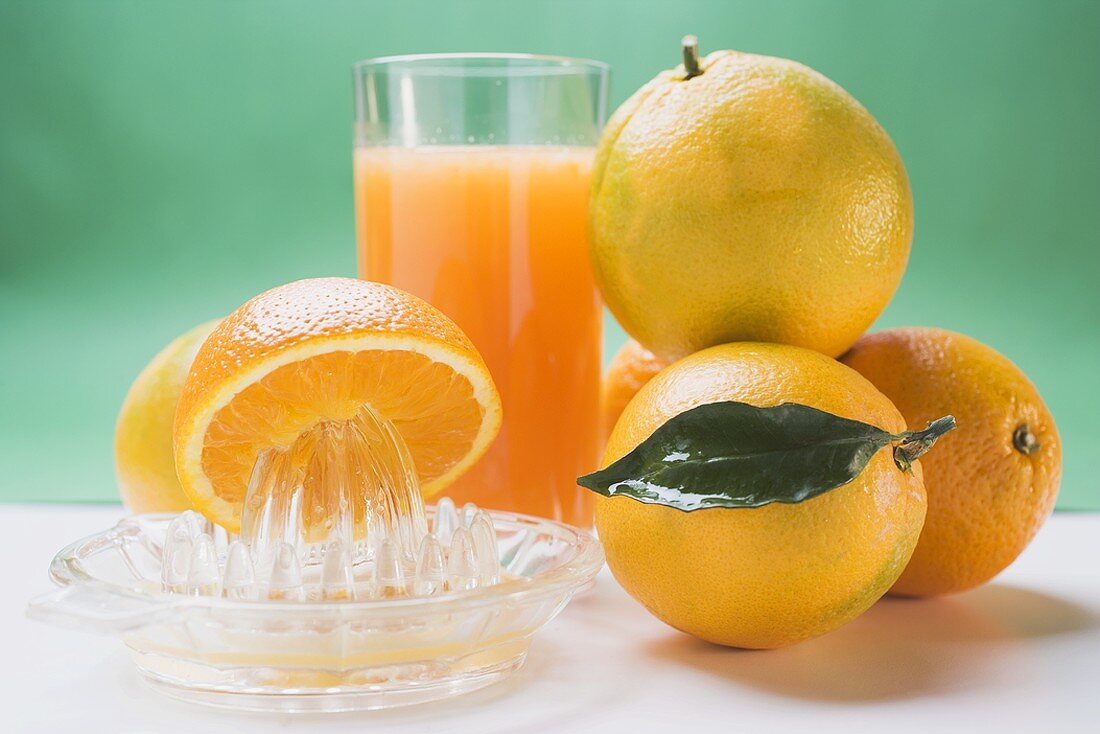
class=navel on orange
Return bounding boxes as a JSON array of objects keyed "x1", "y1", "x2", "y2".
[{"x1": 174, "y1": 278, "x2": 502, "y2": 533}]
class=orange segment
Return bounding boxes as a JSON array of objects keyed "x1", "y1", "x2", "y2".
[{"x1": 174, "y1": 278, "x2": 502, "y2": 532}]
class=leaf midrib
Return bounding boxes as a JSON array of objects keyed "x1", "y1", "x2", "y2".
[{"x1": 653, "y1": 432, "x2": 891, "y2": 464}]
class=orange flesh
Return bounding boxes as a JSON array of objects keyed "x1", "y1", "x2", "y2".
[{"x1": 200, "y1": 349, "x2": 483, "y2": 507}]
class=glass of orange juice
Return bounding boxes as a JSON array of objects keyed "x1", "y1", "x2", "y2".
[{"x1": 352, "y1": 54, "x2": 610, "y2": 527}]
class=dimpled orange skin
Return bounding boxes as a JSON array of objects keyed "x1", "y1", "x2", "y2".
[
  {"x1": 177, "y1": 278, "x2": 476, "y2": 406},
  {"x1": 600, "y1": 339, "x2": 669, "y2": 446},
  {"x1": 595, "y1": 343, "x2": 927, "y2": 649},
  {"x1": 590, "y1": 50, "x2": 913, "y2": 362},
  {"x1": 842, "y1": 328, "x2": 1062, "y2": 597}
]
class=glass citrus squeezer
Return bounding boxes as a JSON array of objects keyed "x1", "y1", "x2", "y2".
[{"x1": 29, "y1": 404, "x2": 603, "y2": 712}]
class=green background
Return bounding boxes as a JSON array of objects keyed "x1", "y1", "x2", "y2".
[{"x1": 1, "y1": 1, "x2": 1097, "y2": 508}]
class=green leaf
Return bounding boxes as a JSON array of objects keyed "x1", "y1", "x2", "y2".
[{"x1": 577, "y1": 402, "x2": 955, "y2": 512}]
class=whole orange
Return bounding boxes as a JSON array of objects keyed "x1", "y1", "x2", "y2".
[
  {"x1": 589, "y1": 41, "x2": 912, "y2": 362},
  {"x1": 115, "y1": 320, "x2": 219, "y2": 514},
  {"x1": 842, "y1": 327, "x2": 1062, "y2": 597},
  {"x1": 600, "y1": 339, "x2": 668, "y2": 445},
  {"x1": 596, "y1": 342, "x2": 928, "y2": 648}
]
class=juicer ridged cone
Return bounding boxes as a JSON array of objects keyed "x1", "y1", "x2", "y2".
[{"x1": 161, "y1": 404, "x2": 503, "y2": 601}]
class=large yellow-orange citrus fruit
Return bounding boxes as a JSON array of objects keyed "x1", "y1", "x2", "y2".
[
  {"x1": 595, "y1": 342, "x2": 928, "y2": 648},
  {"x1": 589, "y1": 41, "x2": 913, "y2": 362},
  {"x1": 115, "y1": 320, "x2": 219, "y2": 514},
  {"x1": 842, "y1": 327, "x2": 1061, "y2": 597}
]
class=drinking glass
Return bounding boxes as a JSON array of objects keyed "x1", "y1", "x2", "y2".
[{"x1": 353, "y1": 54, "x2": 610, "y2": 526}]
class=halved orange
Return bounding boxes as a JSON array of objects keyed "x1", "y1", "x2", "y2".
[{"x1": 173, "y1": 278, "x2": 502, "y2": 533}]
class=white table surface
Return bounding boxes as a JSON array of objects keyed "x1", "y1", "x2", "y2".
[{"x1": 5, "y1": 505, "x2": 1099, "y2": 733}]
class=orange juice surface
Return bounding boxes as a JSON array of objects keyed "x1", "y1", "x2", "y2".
[{"x1": 354, "y1": 146, "x2": 601, "y2": 526}]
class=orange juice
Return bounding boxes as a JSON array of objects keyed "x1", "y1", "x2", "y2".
[{"x1": 354, "y1": 146, "x2": 601, "y2": 526}]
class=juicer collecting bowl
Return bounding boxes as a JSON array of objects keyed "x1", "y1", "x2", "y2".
[{"x1": 28, "y1": 504, "x2": 603, "y2": 712}]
